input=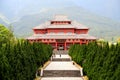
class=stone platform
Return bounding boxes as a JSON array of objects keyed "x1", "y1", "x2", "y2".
[{"x1": 40, "y1": 53, "x2": 83, "y2": 80}]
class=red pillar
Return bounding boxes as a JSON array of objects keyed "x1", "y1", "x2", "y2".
[
  {"x1": 72, "y1": 40, "x2": 74, "y2": 45},
  {"x1": 80, "y1": 40, "x2": 82, "y2": 45},
  {"x1": 64, "y1": 42, "x2": 66, "y2": 50},
  {"x1": 86, "y1": 40, "x2": 88, "y2": 44},
  {"x1": 55, "y1": 42, "x2": 57, "y2": 50},
  {"x1": 47, "y1": 39, "x2": 49, "y2": 45}
]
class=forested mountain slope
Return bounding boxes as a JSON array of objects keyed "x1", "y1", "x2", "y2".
[{"x1": 0, "y1": 6, "x2": 120, "y2": 41}]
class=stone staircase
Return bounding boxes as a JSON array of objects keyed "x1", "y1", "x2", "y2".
[
  {"x1": 43, "y1": 70, "x2": 81, "y2": 77},
  {"x1": 40, "y1": 50, "x2": 83, "y2": 80},
  {"x1": 52, "y1": 58, "x2": 71, "y2": 61}
]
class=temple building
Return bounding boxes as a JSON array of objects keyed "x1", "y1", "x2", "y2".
[{"x1": 27, "y1": 15, "x2": 96, "y2": 50}]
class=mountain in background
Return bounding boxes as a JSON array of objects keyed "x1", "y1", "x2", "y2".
[
  {"x1": 0, "y1": 6, "x2": 120, "y2": 41},
  {"x1": 0, "y1": 0, "x2": 75, "y2": 21},
  {"x1": 0, "y1": 14, "x2": 10, "y2": 26}
]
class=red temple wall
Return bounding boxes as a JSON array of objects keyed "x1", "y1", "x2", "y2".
[
  {"x1": 33, "y1": 28, "x2": 89, "y2": 34},
  {"x1": 47, "y1": 28, "x2": 74, "y2": 33},
  {"x1": 33, "y1": 29, "x2": 47, "y2": 34},
  {"x1": 28, "y1": 38, "x2": 95, "y2": 50},
  {"x1": 75, "y1": 29, "x2": 88, "y2": 34}
]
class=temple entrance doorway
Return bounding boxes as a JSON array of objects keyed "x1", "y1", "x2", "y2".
[
  {"x1": 56, "y1": 39, "x2": 66, "y2": 50},
  {"x1": 57, "y1": 43, "x2": 64, "y2": 50}
]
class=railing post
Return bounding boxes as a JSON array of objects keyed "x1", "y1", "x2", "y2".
[
  {"x1": 40, "y1": 68, "x2": 43, "y2": 76},
  {"x1": 80, "y1": 68, "x2": 83, "y2": 76},
  {"x1": 51, "y1": 56, "x2": 53, "y2": 61},
  {"x1": 35, "y1": 71, "x2": 38, "y2": 77}
]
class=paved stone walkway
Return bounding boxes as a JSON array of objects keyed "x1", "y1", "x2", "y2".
[
  {"x1": 41, "y1": 53, "x2": 83, "y2": 80},
  {"x1": 45, "y1": 61, "x2": 79, "y2": 70},
  {"x1": 42, "y1": 77, "x2": 83, "y2": 80}
]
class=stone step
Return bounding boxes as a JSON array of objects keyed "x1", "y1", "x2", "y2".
[
  {"x1": 43, "y1": 70, "x2": 81, "y2": 77},
  {"x1": 52, "y1": 58, "x2": 71, "y2": 61},
  {"x1": 41, "y1": 77, "x2": 84, "y2": 80},
  {"x1": 55, "y1": 53, "x2": 68, "y2": 54}
]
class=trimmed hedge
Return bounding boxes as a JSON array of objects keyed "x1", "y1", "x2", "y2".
[
  {"x1": 0, "y1": 40, "x2": 52, "y2": 80},
  {"x1": 69, "y1": 42, "x2": 120, "y2": 80}
]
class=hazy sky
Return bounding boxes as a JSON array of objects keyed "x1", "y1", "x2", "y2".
[
  {"x1": 74, "y1": 0, "x2": 120, "y2": 21},
  {"x1": 0, "y1": 0, "x2": 120, "y2": 21}
]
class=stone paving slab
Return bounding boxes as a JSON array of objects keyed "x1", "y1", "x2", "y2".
[
  {"x1": 44, "y1": 61, "x2": 79, "y2": 70},
  {"x1": 41, "y1": 77, "x2": 83, "y2": 80},
  {"x1": 52, "y1": 58, "x2": 71, "y2": 61},
  {"x1": 43, "y1": 70, "x2": 81, "y2": 77}
]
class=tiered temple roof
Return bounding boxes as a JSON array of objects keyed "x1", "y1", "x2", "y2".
[
  {"x1": 33, "y1": 15, "x2": 88, "y2": 29},
  {"x1": 27, "y1": 15, "x2": 96, "y2": 40},
  {"x1": 27, "y1": 33, "x2": 96, "y2": 39},
  {"x1": 52, "y1": 15, "x2": 71, "y2": 21}
]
